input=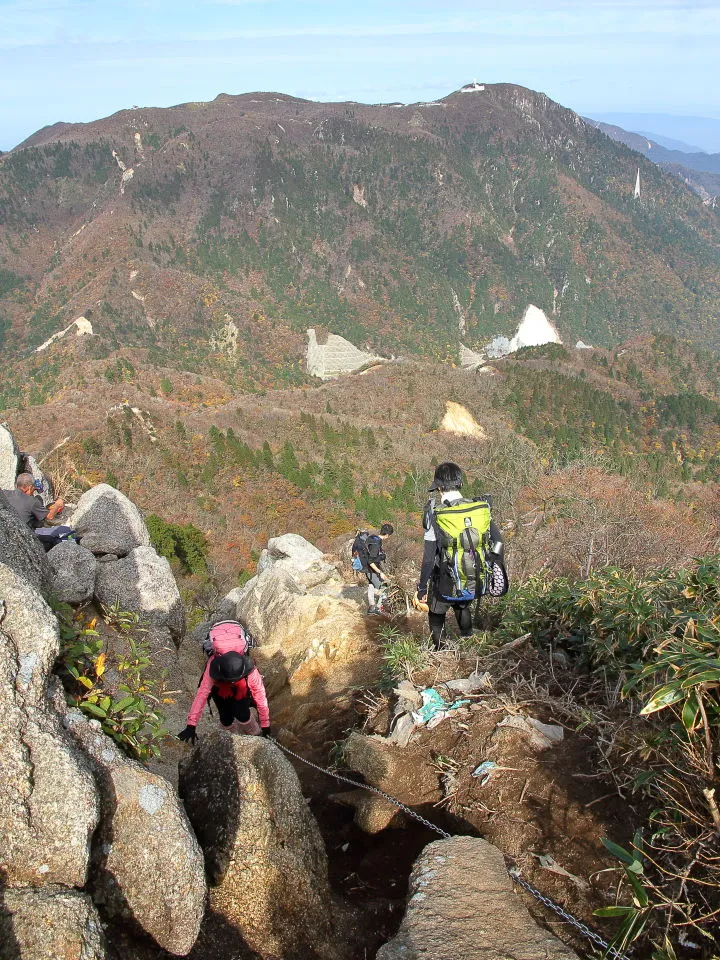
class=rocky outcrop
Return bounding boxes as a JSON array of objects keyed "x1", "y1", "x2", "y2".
[
  {"x1": 0, "y1": 565, "x2": 99, "y2": 888},
  {"x1": 0, "y1": 421, "x2": 20, "y2": 489},
  {"x1": 72, "y1": 484, "x2": 150, "y2": 556},
  {"x1": 377, "y1": 836, "x2": 579, "y2": 960},
  {"x1": 0, "y1": 497, "x2": 52, "y2": 594},
  {"x1": 0, "y1": 888, "x2": 107, "y2": 960},
  {"x1": 62, "y1": 708, "x2": 206, "y2": 956},
  {"x1": 47, "y1": 540, "x2": 97, "y2": 604},
  {"x1": 258, "y1": 533, "x2": 338, "y2": 589},
  {"x1": 94, "y1": 545, "x2": 184, "y2": 638},
  {"x1": 180, "y1": 534, "x2": 373, "y2": 738},
  {"x1": 180, "y1": 731, "x2": 345, "y2": 960}
]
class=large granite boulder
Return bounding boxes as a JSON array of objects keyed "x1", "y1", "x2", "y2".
[
  {"x1": 257, "y1": 533, "x2": 338, "y2": 589},
  {"x1": 47, "y1": 540, "x2": 97, "y2": 605},
  {"x1": 0, "y1": 496, "x2": 52, "y2": 594},
  {"x1": 180, "y1": 731, "x2": 345, "y2": 960},
  {"x1": 0, "y1": 562, "x2": 59, "y2": 701},
  {"x1": 62, "y1": 709, "x2": 206, "y2": 956},
  {"x1": 0, "y1": 421, "x2": 20, "y2": 490},
  {"x1": 94, "y1": 545, "x2": 184, "y2": 638},
  {"x1": 72, "y1": 484, "x2": 150, "y2": 556},
  {"x1": 377, "y1": 836, "x2": 579, "y2": 960},
  {"x1": 0, "y1": 888, "x2": 107, "y2": 960},
  {"x1": 0, "y1": 567, "x2": 99, "y2": 888}
]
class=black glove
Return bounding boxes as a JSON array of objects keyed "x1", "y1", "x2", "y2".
[
  {"x1": 261, "y1": 726, "x2": 271, "y2": 738},
  {"x1": 178, "y1": 725, "x2": 197, "y2": 744}
]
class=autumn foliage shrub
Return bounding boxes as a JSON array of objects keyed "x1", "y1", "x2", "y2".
[{"x1": 494, "y1": 557, "x2": 720, "y2": 951}]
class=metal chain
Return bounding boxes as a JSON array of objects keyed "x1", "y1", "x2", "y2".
[
  {"x1": 508, "y1": 869, "x2": 631, "y2": 960},
  {"x1": 272, "y1": 737, "x2": 631, "y2": 960},
  {"x1": 272, "y1": 738, "x2": 452, "y2": 838}
]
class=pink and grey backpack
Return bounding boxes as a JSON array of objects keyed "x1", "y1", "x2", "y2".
[{"x1": 202, "y1": 620, "x2": 256, "y2": 656}]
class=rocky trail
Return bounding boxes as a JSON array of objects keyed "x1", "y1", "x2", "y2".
[{"x1": 0, "y1": 425, "x2": 643, "y2": 960}]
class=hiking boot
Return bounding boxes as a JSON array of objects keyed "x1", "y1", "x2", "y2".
[{"x1": 367, "y1": 606, "x2": 381, "y2": 615}]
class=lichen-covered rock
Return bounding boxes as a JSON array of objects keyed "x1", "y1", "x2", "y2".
[
  {"x1": 0, "y1": 497, "x2": 52, "y2": 594},
  {"x1": 72, "y1": 483, "x2": 150, "y2": 556},
  {"x1": 0, "y1": 563, "x2": 59, "y2": 702},
  {"x1": 376, "y1": 836, "x2": 579, "y2": 960},
  {"x1": 94, "y1": 545, "x2": 184, "y2": 638},
  {"x1": 0, "y1": 569, "x2": 99, "y2": 888},
  {"x1": 63, "y1": 709, "x2": 206, "y2": 956},
  {"x1": 234, "y1": 566, "x2": 305, "y2": 644},
  {"x1": 0, "y1": 421, "x2": 20, "y2": 490},
  {"x1": 47, "y1": 540, "x2": 97, "y2": 604},
  {"x1": 180, "y1": 731, "x2": 345, "y2": 960},
  {"x1": 0, "y1": 887, "x2": 107, "y2": 960},
  {"x1": 343, "y1": 732, "x2": 399, "y2": 791}
]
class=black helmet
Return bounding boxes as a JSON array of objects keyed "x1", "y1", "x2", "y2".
[
  {"x1": 210, "y1": 651, "x2": 251, "y2": 682},
  {"x1": 428, "y1": 461, "x2": 464, "y2": 492}
]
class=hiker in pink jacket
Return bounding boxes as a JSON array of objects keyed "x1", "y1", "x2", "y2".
[{"x1": 177, "y1": 621, "x2": 270, "y2": 744}]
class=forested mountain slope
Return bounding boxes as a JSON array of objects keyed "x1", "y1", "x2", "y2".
[{"x1": 1, "y1": 83, "x2": 719, "y2": 388}]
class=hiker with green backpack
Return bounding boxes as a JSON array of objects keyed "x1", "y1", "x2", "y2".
[{"x1": 415, "y1": 462, "x2": 507, "y2": 649}]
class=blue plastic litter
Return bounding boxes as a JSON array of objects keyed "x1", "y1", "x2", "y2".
[
  {"x1": 413, "y1": 688, "x2": 470, "y2": 725},
  {"x1": 472, "y1": 760, "x2": 498, "y2": 785}
]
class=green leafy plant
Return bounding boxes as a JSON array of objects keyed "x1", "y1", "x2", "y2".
[
  {"x1": 54, "y1": 601, "x2": 172, "y2": 763},
  {"x1": 491, "y1": 557, "x2": 720, "y2": 952},
  {"x1": 379, "y1": 626, "x2": 431, "y2": 686},
  {"x1": 626, "y1": 618, "x2": 720, "y2": 766},
  {"x1": 595, "y1": 832, "x2": 653, "y2": 953}
]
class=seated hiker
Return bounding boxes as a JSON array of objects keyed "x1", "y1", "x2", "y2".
[
  {"x1": 178, "y1": 620, "x2": 270, "y2": 744},
  {"x1": 1, "y1": 472, "x2": 64, "y2": 530},
  {"x1": 415, "y1": 462, "x2": 505, "y2": 650},
  {"x1": 18, "y1": 452, "x2": 56, "y2": 507},
  {"x1": 352, "y1": 523, "x2": 394, "y2": 614}
]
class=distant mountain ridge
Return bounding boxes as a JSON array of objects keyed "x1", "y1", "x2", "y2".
[
  {"x1": 0, "y1": 82, "x2": 718, "y2": 390},
  {"x1": 589, "y1": 113, "x2": 720, "y2": 154},
  {"x1": 585, "y1": 118, "x2": 720, "y2": 199}
]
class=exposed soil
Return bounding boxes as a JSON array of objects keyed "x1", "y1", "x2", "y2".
[{"x1": 273, "y1": 630, "x2": 652, "y2": 960}]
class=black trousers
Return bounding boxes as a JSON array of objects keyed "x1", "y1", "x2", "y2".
[
  {"x1": 427, "y1": 589, "x2": 473, "y2": 649},
  {"x1": 211, "y1": 690, "x2": 252, "y2": 727}
]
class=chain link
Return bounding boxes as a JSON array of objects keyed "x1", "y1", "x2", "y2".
[
  {"x1": 272, "y1": 738, "x2": 452, "y2": 838},
  {"x1": 508, "y1": 869, "x2": 632, "y2": 960},
  {"x1": 272, "y1": 737, "x2": 632, "y2": 960}
]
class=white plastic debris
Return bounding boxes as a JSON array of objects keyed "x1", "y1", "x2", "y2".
[
  {"x1": 445, "y1": 670, "x2": 492, "y2": 694},
  {"x1": 496, "y1": 714, "x2": 564, "y2": 751},
  {"x1": 532, "y1": 853, "x2": 589, "y2": 890}
]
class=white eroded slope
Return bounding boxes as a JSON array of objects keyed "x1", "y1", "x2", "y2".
[
  {"x1": 35, "y1": 316, "x2": 94, "y2": 353},
  {"x1": 486, "y1": 305, "x2": 561, "y2": 359}
]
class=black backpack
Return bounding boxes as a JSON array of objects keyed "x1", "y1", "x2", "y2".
[{"x1": 352, "y1": 531, "x2": 384, "y2": 571}]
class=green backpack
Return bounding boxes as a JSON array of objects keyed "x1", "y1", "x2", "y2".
[{"x1": 432, "y1": 498, "x2": 492, "y2": 602}]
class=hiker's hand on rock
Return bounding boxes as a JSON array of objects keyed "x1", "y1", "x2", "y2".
[{"x1": 178, "y1": 725, "x2": 197, "y2": 744}]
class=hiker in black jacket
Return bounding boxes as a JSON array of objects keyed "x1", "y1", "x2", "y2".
[
  {"x1": 416, "y1": 462, "x2": 504, "y2": 649},
  {"x1": 352, "y1": 523, "x2": 394, "y2": 614}
]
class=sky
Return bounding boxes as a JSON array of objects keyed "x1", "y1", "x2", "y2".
[{"x1": 1, "y1": 0, "x2": 719, "y2": 151}]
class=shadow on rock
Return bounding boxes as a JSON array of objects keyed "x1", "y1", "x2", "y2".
[
  {"x1": 0, "y1": 868, "x2": 22, "y2": 960},
  {"x1": 180, "y1": 730, "x2": 354, "y2": 960}
]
